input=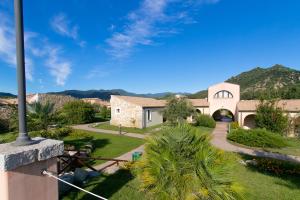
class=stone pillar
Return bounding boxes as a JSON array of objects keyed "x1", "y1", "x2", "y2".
[{"x1": 0, "y1": 137, "x2": 64, "y2": 200}]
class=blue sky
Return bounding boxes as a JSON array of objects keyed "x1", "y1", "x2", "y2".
[{"x1": 1, "y1": 0, "x2": 300, "y2": 94}]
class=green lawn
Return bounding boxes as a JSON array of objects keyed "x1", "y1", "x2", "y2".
[
  {"x1": 64, "y1": 130, "x2": 144, "y2": 165},
  {"x1": 0, "y1": 130, "x2": 145, "y2": 166},
  {"x1": 228, "y1": 136, "x2": 300, "y2": 157},
  {"x1": 263, "y1": 138, "x2": 300, "y2": 156},
  {"x1": 95, "y1": 122, "x2": 162, "y2": 134},
  {"x1": 197, "y1": 126, "x2": 214, "y2": 135},
  {"x1": 62, "y1": 153, "x2": 300, "y2": 200}
]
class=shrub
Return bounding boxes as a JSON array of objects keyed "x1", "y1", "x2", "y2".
[
  {"x1": 59, "y1": 100, "x2": 96, "y2": 124},
  {"x1": 255, "y1": 99, "x2": 288, "y2": 135},
  {"x1": 247, "y1": 157, "x2": 300, "y2": 176},
  {"x1": 227, "y1": 128, "x2": 287, "y2": 148},
  {"x1": 134, "y1": 124, "x2": 243, "y2": 199},
  {"x1": 195, "y1": 114, "x2": 216, "y2": 128},
  {"x1": 40, "y1": 127, "x2": 73, "y2": 139},
  {"x1": 230, "y1": 121, "x2": 240, "y2": 129}
]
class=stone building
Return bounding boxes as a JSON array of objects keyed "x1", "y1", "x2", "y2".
[{"x1": 110, "y1": 82, "x2": 300, "y2": 135}]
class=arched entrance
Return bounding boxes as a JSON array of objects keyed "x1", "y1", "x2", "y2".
[
  {"x1": 212, "y1": 109, "x2": 234, "y2": 122},
  {"x1": 244, "y1": 114, "x2": 256, "y2": 129}
]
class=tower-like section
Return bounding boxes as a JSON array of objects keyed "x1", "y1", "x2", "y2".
[{"x1": 208, "y1": 82, "x2": 240, "y2": 121}]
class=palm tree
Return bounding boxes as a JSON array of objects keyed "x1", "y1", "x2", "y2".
[
  {"x1": 27, "y1": 101, "x2": 54, "y2": 130},
  {"x1": 134, "y1": 124, "x2": 243, "y2": 200}
]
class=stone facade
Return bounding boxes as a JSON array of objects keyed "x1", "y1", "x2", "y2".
[{"x1": 110, "y1": 95, "x2": 144, "y2": 128}]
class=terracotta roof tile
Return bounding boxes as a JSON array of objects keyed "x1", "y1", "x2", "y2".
[
  {"x1": 237, "y1": 100, "x2": 300, "y2": 112},
  {"x1": 112, "y1": 95, "x2": 209, "y2": 108}
]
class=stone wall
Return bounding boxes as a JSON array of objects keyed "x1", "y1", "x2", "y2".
[{"x1": 110, "y1": 96, "x2": 143, "y2": 128}]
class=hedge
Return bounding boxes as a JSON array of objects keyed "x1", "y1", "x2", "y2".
[{"x1": 227, "y1": 128, "x2": 287, "y2": 148}]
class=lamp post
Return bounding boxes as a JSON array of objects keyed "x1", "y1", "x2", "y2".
[{"x1": 13, "y1": 0, "x2": 34, "y2": 146}]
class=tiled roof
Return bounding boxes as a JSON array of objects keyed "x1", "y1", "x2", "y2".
[
  {"x1": 237, "y1": 100, "x2": 300, "y2": 112},
  {"x1": 113, "y1": 95, "x2": 167, "y2": 107},
  {"x1": 112, "y1": 95, "x2": 209, "y2": 108},
  {"x1": 188, "y1": 99, "x2": 209, "y2": 107}
]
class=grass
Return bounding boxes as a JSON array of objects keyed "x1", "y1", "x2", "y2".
[
  {"x1": 95, "y1": 122, "x2": 162, "y2": 134},
  {"x1": 0, "y1": 130, "x2": 145, "y2": 166},
  {"x1": 0, "y1": 131, "x2": 17, "y2": 143},
  {"x1": 227, "y1": 129, "x2": 300, "y2": 156},
  {"x1": 263, "y1": 138, "x2": 300, "y2": 156},
  {"x1": 234, "y1": 154, "x2": 300, "y2": 200},
  {"x1": 64, "y1": 130, "x2": 144, "y2": 165},
  {"x1": 197, "y1": 126, "x2": 214, "y2": 135},
  {"x1": 61, "y1": 153, "x2": 300, "y2": 200}
]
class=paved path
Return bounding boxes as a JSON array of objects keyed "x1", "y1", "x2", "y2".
[
  {"x1": 211, "y1": 122, "x2": 300, "y2": 163},
  {"x1": 92, "y1": 145, "x2": 144, "y2": 174},
  {"x1": 72, "y1": 123, "x2": 146, "y2": 139}
]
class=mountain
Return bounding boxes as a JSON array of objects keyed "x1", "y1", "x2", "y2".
[
  {"x1": 0, "y1": 92, "x2": 16, "y2": 98},
  {"x1": 49, "y1": 89, "x2": 188, "y2": 100},
  {"x1": 190, "y1": 65, "x2": 300, "y2": 99}
]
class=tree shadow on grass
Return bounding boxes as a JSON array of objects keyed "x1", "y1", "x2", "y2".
[
  {"x1": 64, "y1": 137, "x2": 110, "y2": 150},
  {"x1": 79, "y1": 169, "x2": 135, "y2": 200},
  {"x1": 239, "y1": 154, "x2": 300, "y2": 190}
]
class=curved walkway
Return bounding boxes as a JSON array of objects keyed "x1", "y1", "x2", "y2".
[
  {"x1": 211, "y1": 122, "x2": 300, "y2": 163},
  {"x1": 72, "y1": 123, "x2": 146, "y2": 139}
]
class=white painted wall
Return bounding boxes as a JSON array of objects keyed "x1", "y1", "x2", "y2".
[{"x1": 208, "y1": 82, "x2": 240, "y2": 120}]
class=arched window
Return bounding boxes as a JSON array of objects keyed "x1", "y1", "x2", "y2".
[{"x1": 214, "y1": 90, "x2": 233, "y2": 99}]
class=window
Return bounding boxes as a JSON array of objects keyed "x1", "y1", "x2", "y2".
[
  {"x1": 147, "y1": 110, "x2": 152, "y2": 121},
  {"x1": 214, "y1": 90, "x2": 233, "y2": 99},
  {"x1": 116, "y1": 108, "x2": 120, "y2": 114}
]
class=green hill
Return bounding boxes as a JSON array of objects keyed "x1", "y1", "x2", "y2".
[{"x1": 190, "y1": 64, "x2": 300, "y2": 99}]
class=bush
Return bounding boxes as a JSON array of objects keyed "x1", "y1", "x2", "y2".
[
  {"x1": 253, "y1": 157, "x2": 300, "y2": 176},
  {"x1": 40, "y1": 127, "x2": 73, "y2": 139},
  {"x1": 255, "y1": 100, "x2": 288, "y2": 135},
  {"x1": 195, "y1": 114, "x2": 216, "y2": 128},
  {"x1": 227, "y1": 128, "x2": 287, "y2": 148},
  {"x1": 230, "y1": 121, "x2": 240, "y2": 129},
  {"x1": 60, "y1": 100, "x2": 96, "y2": 125}
]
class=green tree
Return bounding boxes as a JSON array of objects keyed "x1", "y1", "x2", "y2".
[
  {"x1": 60, "y1": 100, "x2": 95, "y2": 124},
  {"x1": 162, "y1": 97, "x2": 194, "y2": 125},
  {"x1": 27, "y1": 101, "x2": 55, "y2": 131},
  {"x1": 100, "y1": 106, "x2": 111, "y2": 119},
  {"x1": 135, "y1": 124, "x2": 243, "y2": 200},
  {"x1": 255, "y1": 100, "x2": 288, "y2": 135}
]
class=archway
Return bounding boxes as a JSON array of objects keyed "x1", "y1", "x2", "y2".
[
  {"x1": 212, "y1": 109, "x2": 234, "y2": 122},
  {"x1": 244, "y1": 114, "x2": 256, "y2": 129}
]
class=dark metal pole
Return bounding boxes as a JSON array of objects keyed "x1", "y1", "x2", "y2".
[{"x1": 13, "y1": 0, "x2": 34, "y2": 146}]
